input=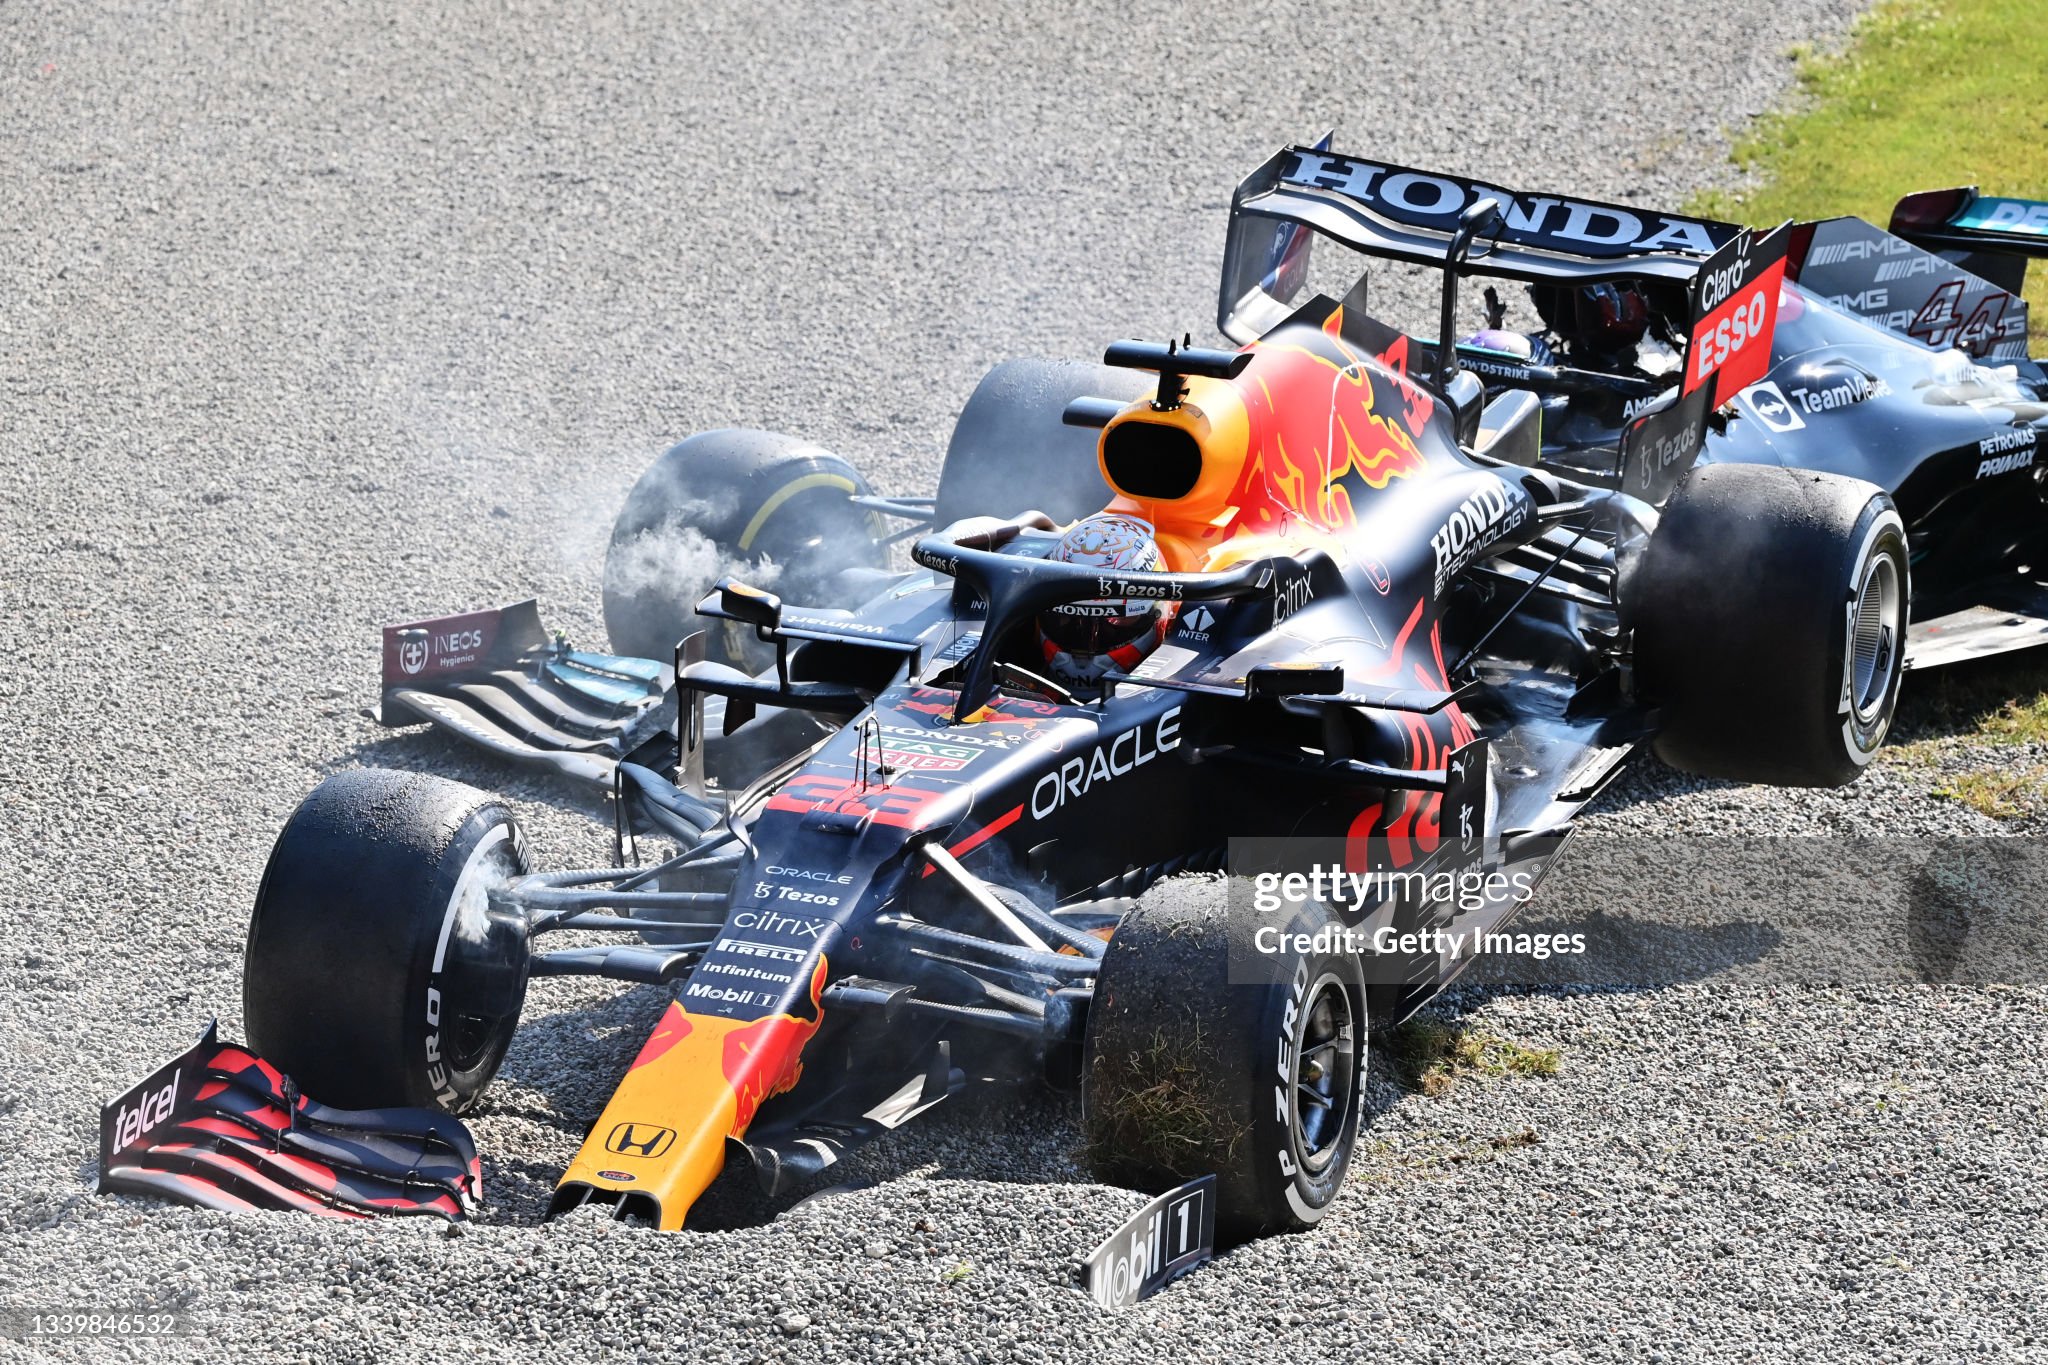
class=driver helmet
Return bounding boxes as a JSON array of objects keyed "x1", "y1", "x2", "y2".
[
  {"x1": 1462, "y1": 326, "x2": 1557, "y2": 368},
  {"x1": 1529, "y1": 279, "x2": 1656, "y2": 360},
  {"x1": 1037, "y1": 514, "x2": 1176, "y2": 696}
]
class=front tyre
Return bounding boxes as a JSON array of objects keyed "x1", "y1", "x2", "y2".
[
  {"x1": 243, "y1": 768, "x2": 532, "y2": 1113},
  {"x1": 602, "y1": 429, "x2": 888, "y2": 669},
  {"x1": 1081, "y1": 881, "x2": 1365, "y2": 1243}
]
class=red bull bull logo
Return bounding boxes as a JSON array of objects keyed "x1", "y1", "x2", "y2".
[
  {"x1": 1229, "y1": 306, "x2": 1431, "y2": 537},
  {"x1": 719, "y1": 963, "x2": 825, "y2": 1131}
]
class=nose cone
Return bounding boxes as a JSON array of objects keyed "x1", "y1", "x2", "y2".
[{"x1": 551, "y1": 958, "x2": 826, "y2": 1230}]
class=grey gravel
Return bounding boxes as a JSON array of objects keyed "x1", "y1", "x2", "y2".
[{"x1": 12, "y1": 1, "x2": 2046, "y2": 1362}]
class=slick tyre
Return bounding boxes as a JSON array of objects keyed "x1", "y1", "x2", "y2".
[
  {"x1": 602, "y1": 429, "x2": 888, "y2": 669},
  {"x1": 1082, "y1": 882, "x2": 1366, "y2": 1243},
  {"x1": 1630, "y1": 463, "x2": 1909, "y2": 787},
  {"x1": 933, "y1": 359, "x2": 1152, "y2": 527},
  {"x1": 244, "y1": 768, "x2": 532, "y2": 1113}
]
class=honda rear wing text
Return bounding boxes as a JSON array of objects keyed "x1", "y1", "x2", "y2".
[
  {"x1": 1216, "y1": 141, "x2": 1792, "y2": 504},
  {"x1": 1219, "y1": 143, "x2": 1742, "y2": 343}
]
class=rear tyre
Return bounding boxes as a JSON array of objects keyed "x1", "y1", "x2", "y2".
[
  {"x1": 244, "y1": 768, "x2": 531, "y2": 1113},
  {"x1": 602, "y1": 429, "x2": 888, "y2": 669},
  {"x1": 933, "y1": 360, "x2": 1151, "y2": 527},
  {"x1": 1630, "y1": 463, "x2": 1909, "y2": 786},
  {"x1": 1081, "y1": 880, "x2": 1365, "y2": 1243}
]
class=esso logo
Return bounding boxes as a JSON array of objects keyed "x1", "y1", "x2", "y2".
[
  {"x1": 1685, "y1": 242, "x2": 1787, "y2": 401},
  {"x1": 1690, "y1": 287, "x2": 1769, "y2": 388}
]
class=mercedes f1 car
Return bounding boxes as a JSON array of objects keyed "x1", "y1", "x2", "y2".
[{"x1": 228, "y1": 144, "x2": 2046, "y2": 1241}]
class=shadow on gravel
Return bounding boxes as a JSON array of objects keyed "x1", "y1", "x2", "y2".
[
  {"x1": 1577, "y1": 752, "x2": 1741, "y2": 817},
  {"x1": 687, "y1": 1083, "x2": 1093, "y2": 1232},
  {"x1": 1463, "y1": 907, "x2": 1784, "y2": 994},
  {"x1": 482, "y1": 1157, "x2": 587, "y2": 1222},
  {"x1": 1574, "y1": 647, "x2": 2048, "y2": 818}
]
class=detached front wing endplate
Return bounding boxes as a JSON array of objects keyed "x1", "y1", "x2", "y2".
[{"x1": 99, "y1": 1023, "x2": 481, "y2": 1222}]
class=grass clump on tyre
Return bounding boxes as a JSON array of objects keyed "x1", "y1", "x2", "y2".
[{"x1": 1082, "y1": 889, "x2": 1365, "y2": 1242}]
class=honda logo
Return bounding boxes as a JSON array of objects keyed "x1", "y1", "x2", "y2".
[{"x1": 604, "y1": 1122, "x2": 676, "y2": 1158}]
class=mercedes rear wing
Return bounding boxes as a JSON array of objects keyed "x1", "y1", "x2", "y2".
[
  {"x1": 1891, "y1": 187, "x2": 2048, "y2": 291},
  {"x1": 1219, "y1": 144, "x2": 1742, "y2": 343}
]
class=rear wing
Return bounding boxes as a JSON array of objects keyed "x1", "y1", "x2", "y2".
[
  {"x1": 1216, "y1": 143, "x2": 1785, "y2": 503},
  {"x1": 1891, "y1": 187, "x2": 2048, "y2": 291},
  {"x1": 1789, "y1": 213, "x2": 2031, "y2": 361},
  {"x1": 1219, "y1": 144, "x2": 1742, "y2": 343}
]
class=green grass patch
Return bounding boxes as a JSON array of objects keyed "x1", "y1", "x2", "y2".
[
  {"x1": 1080, "y1": 1024, "x2": 1244, "y2": 1174},
  {"x1": 1976, "y1": 693, "x2": 2048, "y2": 744},
  {"x1": 1690, "y1": 0, "x2": 2048, "y2": 341},
  {"x1": 1887, "y1": 654, "x2": 2048, "y2": 758},
  {"x1": 1934, "y1": 766, "x2": 2047, "y2": 819},
  {"x1": 1389, "y1": 1018, "x2": 1561, "y2": 1097}
]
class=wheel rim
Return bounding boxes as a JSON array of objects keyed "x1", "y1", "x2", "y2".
[
  {"x1": 1292, "y1": 973, "x2": 1358, "y2": 1175},
  {"x1": 1849, "y1": 550, "x2": 1903, "y2": 724},
  {"x1": 435, "y1": 825, "x2": 527, "y2": 1077}
]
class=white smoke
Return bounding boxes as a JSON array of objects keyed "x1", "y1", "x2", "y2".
[
  {"x1": 451, "y1": 860, "x2": 504, "y2": 949},
  {"x1": 601, "y1": 511, "x2": 783, "y2": 606},
  {"x1": 449, "y1": 823, "x2": 524, "y2": 950}
]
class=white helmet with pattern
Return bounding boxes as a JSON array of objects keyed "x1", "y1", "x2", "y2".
[{"x1": 1035, "y1": 514, "x2": 1177, "y2": 696}]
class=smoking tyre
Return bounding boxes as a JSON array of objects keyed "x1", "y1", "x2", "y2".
[
  {"x1": 243, "y1": 768, "x2": 532, "y2": 1114},
  {"x1": 603, "y1": 429, "x2": 890, "y2": 669}
]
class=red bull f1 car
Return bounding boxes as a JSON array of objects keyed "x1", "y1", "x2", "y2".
[{"x1": 144, "y1": 144, "x2": 2045, "y2": 1241}]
